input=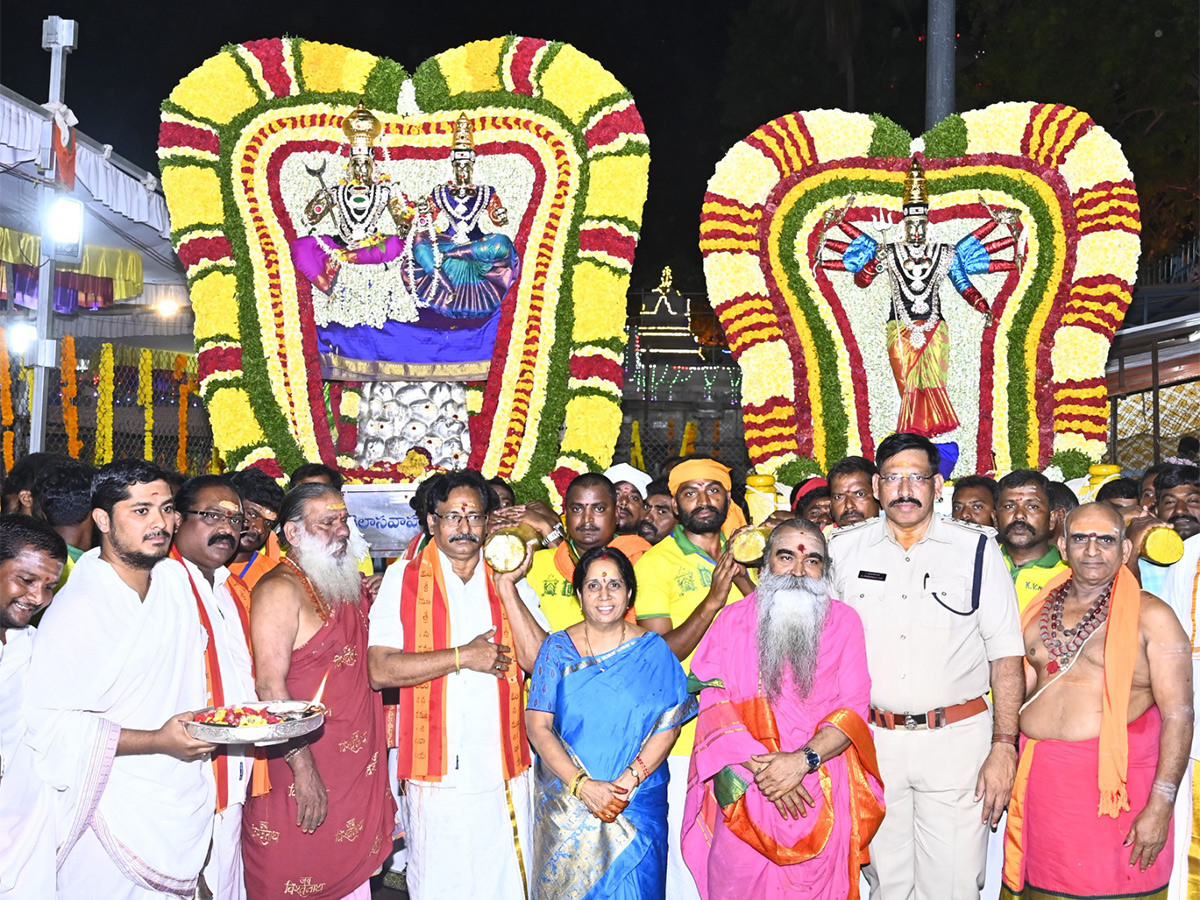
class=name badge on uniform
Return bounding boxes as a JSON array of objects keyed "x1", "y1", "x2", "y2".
[{"x1": 858, "y1": 571, "x2": 887, "y2": 581}]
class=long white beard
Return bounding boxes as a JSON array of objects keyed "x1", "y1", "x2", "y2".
[
  {"x1": 289, "y1": 526, "x2": 362, "y2": 606},
  {"x1": 755, "y1": 570, "x2": 832, "y2": 702}
]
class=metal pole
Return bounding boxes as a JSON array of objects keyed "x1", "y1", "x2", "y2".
[
  {"x1": 925, "y1": 0, "x2": 956, "y2": 131},
  {"x1": 30, "y1": 18, "x2": 77, "y2": 454}
]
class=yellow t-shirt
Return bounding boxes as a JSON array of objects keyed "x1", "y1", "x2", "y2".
[
  {"x1": 1003, "y1": 546, "x2": 1069, "y2": 612},
  {"x1": 527, "y1": 547, "x2": 583, "y2": 632},
  {"x1": 634, "y1": 528, "x2": 744, "y2": 754}
]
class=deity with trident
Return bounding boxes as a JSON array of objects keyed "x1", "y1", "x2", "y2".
[{"x1": 820, "y1": 157, "x2": 1025, "y2": 437}]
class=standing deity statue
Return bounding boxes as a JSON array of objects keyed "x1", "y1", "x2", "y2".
[
  {"x1": 822, "y1": 157, "x2": 1024, "y2": 437},
  {"x1": 404, "y1": 114, "x2": 521, "y2": 318},
  {"x1": 289, "y1": 103, "x2": 418, "y2": 327}
]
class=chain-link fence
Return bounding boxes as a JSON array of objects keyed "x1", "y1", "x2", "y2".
[
  {"x1": 1, "y1": 335, "x2": 214, "y2": 478},
  {"x1": 1108, "y1": 378, "x2": 1200, "y2": 471}
]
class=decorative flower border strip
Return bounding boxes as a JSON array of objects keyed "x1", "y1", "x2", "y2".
[
  {"x1": 701, "y1": 103, "x2": 1138, "y2": 477},
  {"x1": 159, "y1": 36, "x2": 648, "y2": 502}
]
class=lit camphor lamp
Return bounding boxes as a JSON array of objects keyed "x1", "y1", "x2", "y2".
[{"x1": 311, "y1": 671, "x2": 329, "y2": 708}]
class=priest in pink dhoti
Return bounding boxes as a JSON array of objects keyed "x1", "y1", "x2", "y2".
[{"x1": 682, "y1": 518, "x2": 884, "y2": 899}]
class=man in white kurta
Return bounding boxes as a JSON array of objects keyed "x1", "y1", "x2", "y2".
[
  {"x1": 22, "y1": 460, "x2": 217, "y2": 899},
  {"x1": 367, "y1": 470, "x2": 548, "y2": 900},
  {"x1": 0, "y1": 515, "x2": 67, "y2": 898},
  {"x1": 171, "y1": 475, "x2": 260, "y2": 900},
  {"x1": 1163, "y1": 532, "x2": 1200, "y2": 900}
]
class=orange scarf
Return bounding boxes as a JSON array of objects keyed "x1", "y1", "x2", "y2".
[
  {"x1": 395, "y1": 543, "x2": 529, "y2": 782},
  {"x1": 170, "y1": 549, "x2": 269, "y2": 808},
  {"x1": 721, "y1": 702, "x2": 883, "y2": 899},
  {"x1": 1019, "y1": 566, "x2": 1141, "y2": 816},
  {"x1": 550, "y1": 534, "x2": 652, "y2": 581}
]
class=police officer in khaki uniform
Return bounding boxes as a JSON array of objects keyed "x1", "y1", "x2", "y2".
[{"x1": 828, "y1": 433, "x2": 1024, "y2": 900}]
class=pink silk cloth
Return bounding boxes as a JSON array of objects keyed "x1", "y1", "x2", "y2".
[
  {"x1": 1002, "y1": 707, "x2": 1173, "y2": 899},
  {"x1": 682, "y1": 595, "x2": 882, "y2": 899},
  {"x1": 241, "y1": 594, "x2": 395, "y2": 900}
]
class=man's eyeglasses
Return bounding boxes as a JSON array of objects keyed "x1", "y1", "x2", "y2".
[
  {"x1": 879, "y1": 473, "x2": 935, "y2": 486},
  {"x1": 185, "y1": 509, "x2": 247, "y2": 530},
  {"x1": 432, "y1": 512, "x2": 486, "y2": 527}
]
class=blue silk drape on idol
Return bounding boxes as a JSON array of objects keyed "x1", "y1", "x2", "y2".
[{"x1": 528, "y1": 632, "x2": 696, "y2": 900}]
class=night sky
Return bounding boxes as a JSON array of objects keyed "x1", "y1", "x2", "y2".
[{"x1": 3, "y1": 1, "x2": 1195, "y2": 290}]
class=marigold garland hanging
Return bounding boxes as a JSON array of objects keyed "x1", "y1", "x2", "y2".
[
  {"x1": 680, "y1": 420, "x2": 697, "y2": 456},
  {"x1": 60, "y1": 335, "x2": 83, "y2": 458},
  {"x1": 138, "y1": 349, "x2": 154, "y2": 462},
  {"x1": 178, "y1": 379, "x2": 193, "y2": 474},
  {"x1": 630, "y1": 420, "x2": 644, "y2": 471},
  {"x1": 94, "y1": 343, "x2": 115, "y2": 465},
  {"x1": 0, "y1": 328, "x2": 12, "y2": 474}
]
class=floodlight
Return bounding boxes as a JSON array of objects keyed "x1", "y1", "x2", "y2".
[
  {"x1": 9, "y1": 324, "x2": 37, "y2": 355},
  {"x1": 48, "y1": 195, "x2": 84, "y2": 263}
]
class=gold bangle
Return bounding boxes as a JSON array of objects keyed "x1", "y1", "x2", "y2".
[{"x1": 454, "y1": 646, "x2": 460, "y2": 674}]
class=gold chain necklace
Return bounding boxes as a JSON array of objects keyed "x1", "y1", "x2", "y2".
[{"x1": 583, "y1": 620, "x2": 627, "y2": 671}]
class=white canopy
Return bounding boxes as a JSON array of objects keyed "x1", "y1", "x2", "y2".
[{"x1": 0, "y1": 84, "x2": 194, "y2": 351}]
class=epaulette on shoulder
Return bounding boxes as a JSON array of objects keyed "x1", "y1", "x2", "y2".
[
  {"x1": 827, "y1": 518, "x2": 878, "y2": 540},
  {"x1": 942, "y1": 516, "x2": 998, "y2": 538}
]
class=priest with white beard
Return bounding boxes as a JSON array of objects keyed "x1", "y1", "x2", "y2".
[{"x1": 681, "y1": 519, "x2": 885, "y2": 900}]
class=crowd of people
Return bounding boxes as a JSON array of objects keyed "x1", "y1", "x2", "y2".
[{"x1": 0, "y1": 435, "x2": 1197, "y2": 900}]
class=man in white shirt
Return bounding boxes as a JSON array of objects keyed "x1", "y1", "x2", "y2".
[
  {"x1": 23, "y1": 459, "x2": 217, "y2": 899},
  {"x1": 1163, "y1": 532, "x2": 1200, "y2": 900},
  {"x1": 368, "y1": 468, "x2": 548, "y2": 900},
  {"x1": 171, "y1": 475, "x2": 259, "y2": 900},
  {"x1": 0, "y1": 514, "x2": 67, "y2": 898}
]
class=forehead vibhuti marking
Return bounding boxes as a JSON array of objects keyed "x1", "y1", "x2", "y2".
[{"x1": 218, "y1": 500, "x2": 240, "y2": 512}]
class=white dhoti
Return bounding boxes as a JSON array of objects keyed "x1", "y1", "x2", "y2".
[
  {"x1": 23, "y1": 552, "x2": 215, "y2": 898},
  {"x1": 667, "y1": 755, "x2": 701, "y2": 900},
  {"x1": 405, "y1": 769, "x2": 533, "y2": 900},
  {"x1": 1163, "y1": 535, "x2": 1199, "y2": 900},
  {"x1": 386, "y1": 747, "x2": 408, "y2": 873},
  {"x1": 57, "y1": 828, "x2": 178, "y2": 900},
  {"x1": 202, "y1": 804, "x2": 245, "y2": 900}
]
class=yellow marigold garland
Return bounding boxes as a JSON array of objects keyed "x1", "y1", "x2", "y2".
[
  {"x1": 94, "y1": 343, "x2": 114, "y2": 465},
  {"x1": 60, "y1": 335, "x2": 83, "y2": 458},
  {"x1": 680, "y1": 420, "x2": 697, "y2": 456},
  {"x1": 174, "y1": 354, "x2": 189, "y2": 472},
  {"x1": 138, "y1": 349, "x2": 154, "y2": 462},
  {"x1": 630, "y1": 420, "x2": 644, "y2": 470},
  {"x1": 0, "y1": 328, "x2": 12, "y2": 473}
]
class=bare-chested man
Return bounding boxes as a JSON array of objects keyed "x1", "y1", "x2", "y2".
[
  {"x1": 1002, "y1": 502, "x2": 1193, "y2": 900},
  {"x1": 240, "y1": 483, "x2": 394, "y2": 900}
]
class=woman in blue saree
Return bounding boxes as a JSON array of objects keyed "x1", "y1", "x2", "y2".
[{"x1": 527, "y1": 546, "x2": 696, "y2": 900}]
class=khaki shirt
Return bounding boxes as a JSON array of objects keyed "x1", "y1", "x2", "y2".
[{"x1": 828, "y1": 514, "x2": 1023, "y2": 714}]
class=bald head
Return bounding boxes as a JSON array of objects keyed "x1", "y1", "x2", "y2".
[{"x1": 1063, "y1": 501, "x2": 1126, "y2": 543}]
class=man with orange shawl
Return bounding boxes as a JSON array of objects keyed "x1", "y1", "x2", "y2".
[
  {"x1": 682, "y1": 519, "x2": 884, "y2": 898},
  {"x1": 1003, "y1": 503, "x2": 1193, "y2": 900},
  {"x1": 367, "y1": 469, "x2": 549, "y2": 900},
  {"x1": 526, "y1": 472, "x2": 651, "y2": 631}
]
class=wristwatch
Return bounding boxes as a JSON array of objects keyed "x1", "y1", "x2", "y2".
[
  {"x1": 801, "y1": 746, "x2": 821, "y2": 773},
  {"x1": 542, "y1": 523, "x2": 565, "y2": 547}
]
